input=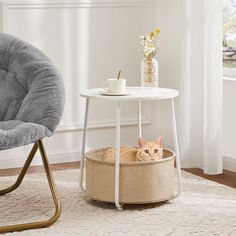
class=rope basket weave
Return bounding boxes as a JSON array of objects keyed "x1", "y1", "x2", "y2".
[{"x1": 85, "y1": 148, "x2": 176, "y2": 204}]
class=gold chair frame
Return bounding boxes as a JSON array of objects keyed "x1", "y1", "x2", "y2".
[{"x1": 0, "y1": 140, "x2": 61, "y2": 233}]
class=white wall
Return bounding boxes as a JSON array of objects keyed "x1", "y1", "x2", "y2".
[
  {"x1": 0, "y1": 0, "x2": 172, "y2": 169},
  {"x1": 1, "y1": 0, "x2": 233, "y2": 172},
  {"x1": 223, "y1": 79, "x2": 236, "y2": 172}
]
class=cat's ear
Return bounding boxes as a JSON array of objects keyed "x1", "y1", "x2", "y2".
[
  {"x1": 156, "y1": 136, "x2": 164, "y2": 148},
  {"x1": 138, "y1": 138, "x2": 145, "y2": 147}
]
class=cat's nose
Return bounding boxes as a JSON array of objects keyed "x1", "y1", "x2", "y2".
[{"x1": 149, "y1": 153, "x2": 154, "y2": 157}]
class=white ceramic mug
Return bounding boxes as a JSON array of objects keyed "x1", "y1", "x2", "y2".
[{"x1": 103, "y1": 78, "x2": 126, "y2": 94}]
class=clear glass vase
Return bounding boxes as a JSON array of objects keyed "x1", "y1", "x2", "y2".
[{"x1": 141, "y1": 57, "x2": 158, "y2": 87}]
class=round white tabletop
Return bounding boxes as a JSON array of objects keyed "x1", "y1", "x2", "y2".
[{"x1": 80, "y1": 87, "x2": 179, "y2": 101}]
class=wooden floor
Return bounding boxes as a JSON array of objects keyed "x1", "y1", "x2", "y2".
[
  {"x1": 0, "y1": 162, "x2": 80, "y2": 177},
  {"x1": 183, "y1": 168, "x2": 236, "y2": 189},
  {"x1": 0, "y1": 161, "x2": 235, "y2": 189}
]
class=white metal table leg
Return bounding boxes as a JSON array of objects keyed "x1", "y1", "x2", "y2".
[
  {"x1": 79, "y1": 98, "x2": 90, "y2": 192},
  {"x1": 137, "y1": 100, "x2": 142, "y2": 139},
  {"x1": 115, "y1": 101, "x2": 123, "y2": 210},
  {"x1": 171, "y1": 98, "x2": 182, "y2": 198}
]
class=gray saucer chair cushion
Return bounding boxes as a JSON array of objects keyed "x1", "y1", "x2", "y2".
[{"x1": 0, "y1": 33, "x2": 65, "y2": 150}]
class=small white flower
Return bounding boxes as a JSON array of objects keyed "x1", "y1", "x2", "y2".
[
  {"x1": 139, "y1": 29, "x2": 159, "y2": 58},
  {"x1": 150, "y1": 47, "x2": 156, "y2": 52}
]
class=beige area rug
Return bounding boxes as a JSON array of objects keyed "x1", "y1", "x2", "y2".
[{"x1": 0, "y1": 169, "x2": 236, "y2": 236}]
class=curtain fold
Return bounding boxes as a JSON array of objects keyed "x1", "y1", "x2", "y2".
[
  {"x1": 176, "y1": 0, "x2": 222, "y2": 174},
  {"x1": 203, "y1": 0, "x2": 223, "y2": 174}
]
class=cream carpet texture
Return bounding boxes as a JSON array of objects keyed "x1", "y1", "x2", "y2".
[{"x1": 0, "y1": 169, "x2": 236, "y2": 236}]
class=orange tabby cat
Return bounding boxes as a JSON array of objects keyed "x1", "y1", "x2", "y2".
[{"x1": 103, "y1": 137, "x2": 163, "y2": 162}]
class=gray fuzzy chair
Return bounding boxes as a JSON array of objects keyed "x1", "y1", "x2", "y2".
[{"x1": 0, "y1": 33, "x2": 65, "y2": 233}]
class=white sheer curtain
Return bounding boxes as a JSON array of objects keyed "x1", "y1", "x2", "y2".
[
  {"x1": 177, "y1": 0, "x2": 223, "y2": 174},
  {"x1": 157, "y1": 0, "x2": 222, "y2": 174}
]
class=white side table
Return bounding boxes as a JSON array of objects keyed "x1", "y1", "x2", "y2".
[{"x1": 79, "y1": 87, "x2": 182, "y2": 210}]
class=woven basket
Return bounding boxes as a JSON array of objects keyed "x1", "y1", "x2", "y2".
[{"x1": 85, "y1": 148, "x2": 176, "y2": 204}]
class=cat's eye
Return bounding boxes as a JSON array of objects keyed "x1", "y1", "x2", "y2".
[
  {"x1": 154, "y1": 149, "x2": 158, "y2": 153},
  {"x1": 144, "y1": 149, "x2": 149, "y2": 154}
]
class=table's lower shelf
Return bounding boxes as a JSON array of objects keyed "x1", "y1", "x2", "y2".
[{"x1": 85, "y1": 148, "x2": 177, "y2": 204}]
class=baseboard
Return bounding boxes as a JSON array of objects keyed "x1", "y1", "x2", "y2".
[
  {"x1": 223, "y1": 156, "x2": 236, "y2": 172},
  {"x1": 3, "y1": 149, "x2": 235, "y2": 172},
  {"x1": 0, "y1": 150, "x2": 81, "y2": 170}
]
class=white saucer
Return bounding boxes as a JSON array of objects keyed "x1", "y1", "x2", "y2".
[{"x1": 100, "y1": 91, "x2": 133, "y2": 96}]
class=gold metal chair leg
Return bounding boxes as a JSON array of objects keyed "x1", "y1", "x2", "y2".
[
  {"x1": 0, "y1": 143, "x2": 38, "y2": 196},
  {"x1": 0, "y1": 140, "x2": 62, "y2": 233}
]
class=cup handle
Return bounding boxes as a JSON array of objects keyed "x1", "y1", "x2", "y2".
[{"x1": 103, "y1": 81, "x2": 109, "y2": 91}]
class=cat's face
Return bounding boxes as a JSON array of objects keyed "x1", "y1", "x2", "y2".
[{"x1": 136, "y1": 137, "x2": 163, "y2": 161}]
